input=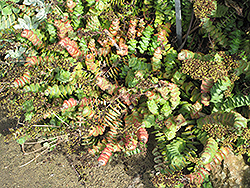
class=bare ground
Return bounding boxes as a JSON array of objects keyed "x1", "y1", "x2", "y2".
[{"x1": 0, "y1": 107, "x2": 156, "y2": 188}]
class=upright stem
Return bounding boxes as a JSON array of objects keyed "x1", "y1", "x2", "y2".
[{"x1": 175, "y1": 0, "x2": 182, "y2": 49}]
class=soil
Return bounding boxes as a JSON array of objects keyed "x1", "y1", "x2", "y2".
[{"x1": 0, "y1": 107, "x2": 156, "y2": 188}]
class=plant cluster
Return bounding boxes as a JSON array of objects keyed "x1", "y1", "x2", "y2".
[{"x1": 0, "y1": 0, "x2": 250, "y2": 187}]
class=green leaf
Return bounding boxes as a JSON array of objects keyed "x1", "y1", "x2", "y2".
[
  {"x1": 187, "y1": 166, "x2": 194, "y2": 171},
  {"x1": 125, "y1": 70, "x2": 136, "y2": 88},
  {"x1": 157, "y1": 114, "x2": 164, "y2": 121},
  {"x1": 43, "y1": 141, "x2": 56, "y2": 151},
  {"x1": 155, "y1": 132, "x2": 164, "y2": 137},
  {"x1": 55, "y1": 69, "x2": 71, "y2": 82},
  {"x1": 24, "y1": 111, "x2": 34, "y2": 121},
  {"x1": 2, "y1": 6, "x2": 12, "y2": 16},
  {"x1": 161, "y1": 102, "x2": 171, "y2": 117},
  {"x1": 176, "y1": 183, "x2": 184, "y2": 188},
  {"x1": 166, "y1": 125, "x2": 177, "y2": 140},
  {"x1": 49, "y1": 119, "x2": 57, "y2": 126},
  {"x1": 159, "y1": 98, "x2": 167, "y2": 105},
  {"x1": 75, "y1": 89, "x2": 87, "y2": 99},
  {"x1": 151, "y1": 77, "x2": 159, "y2": 84},
  {"x1": 155, "y1": 135, "x2": 166, "y2": 141},
  {"x1": 23, "y1": 15, "x2": 31, "y2": 28},
  {"x1": 49, "y1": 144, "x2": 56, "y2": 151},
  {"x1": 14, "y1": 18, "x2": 26, "y2": 29},
  {"x1": 22, "y1": 100, "x2": 34, "y2": 112},
  {"x1": 142, "y1": 114, "x2": 155, "y2": 128},
  {"x1": 16, "y1": 135, "x2": 30, "y2": 145},
  {"x1": 147, "y1": 100, "x2": 159, "y2": 115},
  {"x1": 24, "y1": 0, "x2": 44, "y2": 6},
  {"x1": 128, "y1": 57, "x2": 148, "y2": 71}
]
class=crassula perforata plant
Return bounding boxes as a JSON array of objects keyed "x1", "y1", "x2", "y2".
[{"x1": 0, "y1": 0, "x2": 250, "y2": 187}]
